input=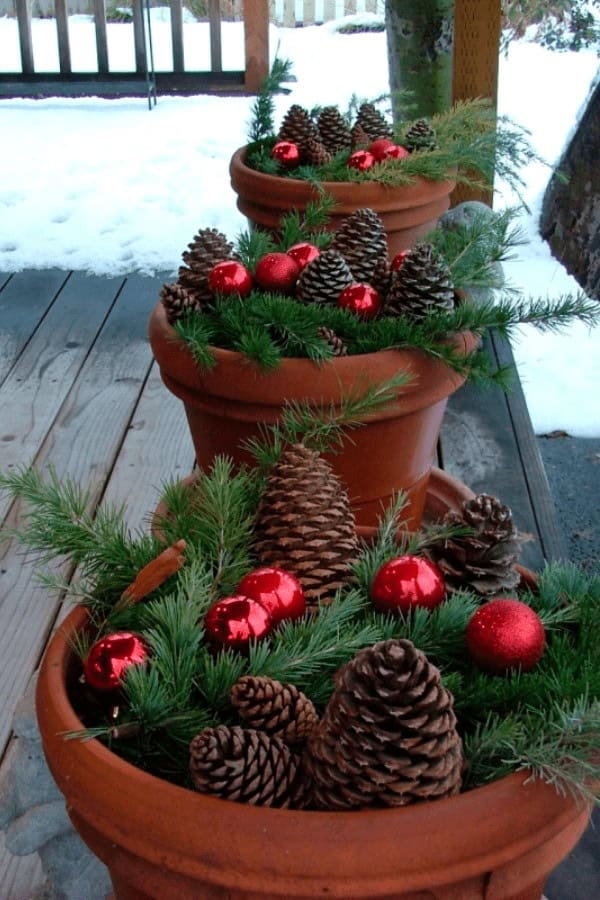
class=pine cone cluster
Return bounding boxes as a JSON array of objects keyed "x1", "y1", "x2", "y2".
[
  {"x1": 302, "y1": 639, "x2": 463, "y2": 810},
  {"x1": 428, "y1": 494, "x2": 522, "y2": 596},
  {"x1": 403, "y1": 118, "x2": 438, "y2": 152},
  {"x1": 178, "y1": 227, "x2": 236, "y2": 301},
  {"x1": 331, "y1": 208, "x2": 388, "y2": 285},
  {"x1": 159, "y1": 282, "x2": 202, "y2": 325},
  {"x1": 276, "y1": 102, "x2": 394, "y2": 163},
  {"x1": 231, "y1": 675, "x2": 319, "y2": 745},
  {"x1": 252, "y1": 444, "x2": 360, "y2": 609},
  {"x1": 296, "y1": 249, "x2": 353, "y2": 306},
  {"x1": 385, "y1": 242, "x2": 455, "y2": 320}
]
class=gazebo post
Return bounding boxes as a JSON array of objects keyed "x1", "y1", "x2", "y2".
[{"x1": 244, "y1": 0, "x2": 269, "y2": 93}]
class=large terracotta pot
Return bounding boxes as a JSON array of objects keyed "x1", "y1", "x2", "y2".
[
  {"x1": 37, "y1": 605, "x2": 592, "y2": 900},
  {"x1": 229, "y1": 147, "x2": 456, "y2": 257},
  {"x1": 149, "y1": 302, "x2": 478, "y2": 530}
]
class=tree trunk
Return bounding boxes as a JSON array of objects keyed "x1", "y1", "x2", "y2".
[{"x1": 385, "y1": 0, "x2": 455, "y2": 124}]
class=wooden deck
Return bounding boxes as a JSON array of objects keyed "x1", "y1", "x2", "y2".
[{"x1": 0, "y1": 268, "x2": 567, "y2": 895}]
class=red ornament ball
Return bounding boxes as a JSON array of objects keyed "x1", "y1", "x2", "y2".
[
  {"x1": 255, "y1": 252, "x2": 300, "y2": 293},
  {"x1": 391, "y1": 251, "x2": 408, "y2": 271},
  {"x1": 466, "y1": 599, "x2": 545, "y2": 675},
  {"x1": 238, "y1": 566, "x2": 306, "y2": 623},
  {"x1": 371, "y1": 555, "x2": 446, "y2": 615},
  {"x1": 369, "y1": 138, "x2": 395, "y2": 161},
  {"x1": 84, "y1": 632, "x2": 149, "y2": 692},
  {"x1": 272, "y1": 140, "x2": 301, "y2": 168},
  {"x1": 347, "y1": 150, "x2": 376, "y2": 172},
  {"x1": 384, "y1": 144, "x2": 410, "y2": 161},
  {"x1": 337, "y1": 283, "x2": 382, "y2": 320},
  {"x1": 208, "y1": 260, "x2": 253, "y2": 297},
  {"x1": 204, "y1": 595, "x2": 273, "y2": 652},
  {"x1": 287, "y1": 242, "x2": 320, "y2": 271}
]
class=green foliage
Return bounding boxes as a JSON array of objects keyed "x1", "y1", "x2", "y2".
[
  {"x1": 247, "y1": 57, "x2": 295, "y2": 143},
  {"x1": 501, "y1": 1, "x2": 599, "y2": 53}
]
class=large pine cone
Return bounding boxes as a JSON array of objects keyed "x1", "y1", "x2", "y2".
[
  {"x1": 350, "y1": 122, "x2": 371, "y2": 151},
  {"x1": 160, "y1": 282, "x2": 202, "y2": 325},
  {"x1": 403, "y1": 118, "x2": 438, "y2": 152},
  {"x1": 189, "y1": 725, "x2": 303, "y2": 808},
  {"x1": 301, "y1": 137, "x2": 332, "y2": 167},
  {"x1": 296, "y1": 250, "x2": 353, "y2": 306},
  {"x1": 355, "y1": 102, "x2": 393, "y2": 140},
  {"x1": 178, "y1": 227, "x2": 236, "y2": 302},
  {"x1": 384, "y1": 242, "x2": 455, "y2": 320},
  {"x1": 331, "y1": 208, "x2": 388, "y2": 285},
  {"x1": 302, "y1": 639, "x2": 463, "y2": 810},
  {"x1": 230, "y1": 675, "x2": 319, "y2": 746},
  {"x1": 278, "y1": 104, "x2": 319, "y2": 146},
  {"x1": 428, "y1": 494, "x2": 522, "y2": 596},
  {"x1": 317, "y1": 106, "x2": 352, "y2": 154},
  {"x1": 253, "y1": 444, "x2": 360, "y2": 609}
]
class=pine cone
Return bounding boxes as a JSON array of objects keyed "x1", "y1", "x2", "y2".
[
  {"x1": 189, "y1": 725, "x2": 303, "y2": 808},
  {"x1": 331, "y1": 208, "x2": 388, "y2": 285},
  {"x1": 302, "y1": 639, "x2": 463, "y2": 810},
  {"x1": 403, "y1": 118, "x2": 438, "y2": 152},
  {"x1": 159, "y1": 282, "x2": 202, "y2": 325},
  {"x1": 253, "y1": 444, "x2": 360, "y2": 609},
  {"x1": 355, "y1": 102, "x2": 393, "y2": 140},
  {"x1": 428, "y1": 494, "x2": 522, "y2": 596},
  {"x1": 278, "y1": 104, "x2": 319, "y2": 146},
  {"x1": 295, "y1": 250, "x2": 353, "y2": 307},
  {"x1": 317, "y1": 106, "x2": 352, "y2": 154},
  {"x1": 350, "y1": 122, "x2": 371, "y2": 151},
  {"x1": 301, "y1": 137, "x2": 332, "y2": 167},
  {"x1": 384, "y1": 242, "x2": 455, "y2": 320},
  {"x1": 231, "y1": 675, "x2": 319, "y2": 746},
  {"x1": 317, "y1": 326, "x2": 348, "y2": 357},
  {"x1": 178, "y1": 227, "x2": 237, "y2": 302},
  {"x1": 371, "y1": 256, "x2": 392, "y2": 301}
]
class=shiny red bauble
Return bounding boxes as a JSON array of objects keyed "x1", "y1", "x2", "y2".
[
  {"x1": 271, "y1": 140, "x2": 301, "y2": 168},
  {"x1": 466, "y1": 598, "x2": 546, "y2": 675},
  {"x1": 337, "y1": 283, "x2": 382, "y2": 320},
  {"x1": 369, "y1": 138, "x2": 395, "y2": 161},
  {"x1": 255, "y1": 252, "x2": 301, "y2": 293},
  {"x1": 287, "y1": 242, "x2": 320, "y2": 271},
  {"x1": 204, "y1": 595, "x2": 273, "y2": 651},
  {"x1": 391, "y1": 250, "x2": 408, "y2": 271},
  {"x1": 238, "y1": 566, "x2": 306, "y2": 623},
  {"x1": 384, "y1": 144, "x2": 410, "y2": 160},
  {"x1": 84, "y1": 632, "x2": 149, "y2": 692},
  {"x1": 208, "y1": 260, "x2": 253, "y2": 297},
  {"x1": 371, "y1": 555, "x2": 446, "y2": 615},
  {"x1": 347, "y1": 150, "x2": 376, "y2": 172}
]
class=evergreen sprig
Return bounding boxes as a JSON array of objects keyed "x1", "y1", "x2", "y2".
[{"x1": 247, "y1": 57, "x2": 294, "y2": 143}]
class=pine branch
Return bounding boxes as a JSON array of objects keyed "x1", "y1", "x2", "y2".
[
  {"x1": 247, "y1": 57, "x2": 294, "y2": 143},
  {"x1": 236, "y1": 228, "x2": 277, "y2": 270}
]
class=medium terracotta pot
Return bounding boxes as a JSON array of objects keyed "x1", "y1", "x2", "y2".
[
  {"x1": 229, "y1": 147, "x2": 456, "y2": 258},
  {"x1": 37, "y1": 605, "x2": 592, "y2": 900},
  {"x1": 148, "y1": 301, "x2": 479, "y2": 530}
]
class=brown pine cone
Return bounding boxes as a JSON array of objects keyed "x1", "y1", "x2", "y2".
[
  {"x1": 384, "y1": 242, "x2": 455, "y2": 320},
  {"x1": 295, "y1": 250, "x2": 353, "y2": 306},
  {"x1": 159, "y1": 282, "x2": 202, "y2": 325},
  {"x1": 302, "y1": 639, "x2": 463, "y2": 810},
  {"x1": 301, "y1": 137, "x2": 332, "y2": 167},
  {"x1": 178, "y1": 227, "x2": 237, "y2": 302},
  {"x1": 331, "y1": 208, "x2": 388, "y2": 285},
  {"x1": 355, "y1": 102, "x2": 393, "y2": 140},
  {"x1": 350, "y1": 122, "x2": 371, "y2": 151},
  {"x1": 253, "y1": 444, "x2": 360, "y2": 609},
  {"x1": 403, "y1": 118, "x2": 438, "y2": 152},
  {"x1": 317, "y1": 326, "x2": 348, "y2": 357},
  {"x1": 278, "y1": 104, "x2": 319, "y2": 146},
  {"x1": 230, "y1": 675, "x2": 319, "y2": 745},
  {"x1": 317, "y1": 106, "x2": 352, "y2": 154},
  {"x1": 189, "y1": 725, "x2": 303, "y2": 808},
  {"x1": 428, "y1": 494, "x2": 522, "y2": 596}
]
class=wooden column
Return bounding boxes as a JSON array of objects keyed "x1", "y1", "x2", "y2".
[
  {"x1": 451, "y1": 0, "x2": 502, "y2": 206},
  {"x1": 243, "y1": 0, "x2": 269, "y2": 92},
  {"x1": 16, "y1": 0, "x2": 34, "y2": 74}
]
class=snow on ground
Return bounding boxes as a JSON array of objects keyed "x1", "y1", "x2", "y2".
[{"x1": 0, "y1": 14, "x2": 599, "y2": 435}]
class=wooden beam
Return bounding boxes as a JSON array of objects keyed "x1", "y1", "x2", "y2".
[
  {"x1": 93, "y1": 0, "x2": 109, "y2": 74},
  {"x1": 243, "y1": 0, "x2": 269, "y2": 92},
  {"x1": 54, "y1": 0, "x2": 72, "y2": 75},
  {"x1": 132, "y1": 0, "x2": 147, "y2": 75},
  {"x1": 170, "y1": 0, "x2": 185, "y2": 73},
  {"x1": 16, "y1": 0, "x2": 34, "y2": 74},
  {"x1": 209, "y1": 0, "x2": 223, "y2": 73}
]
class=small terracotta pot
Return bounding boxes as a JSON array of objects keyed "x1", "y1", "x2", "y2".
[
  {"x1": 148, "y1": 301, "x2": 479, "y2": 530},
  {"x1": 37, "y1": 604, "x2": 591, "y2": 900},
  {"x1": 229, "y1": 147, "x2": 456, "y2": 258}
]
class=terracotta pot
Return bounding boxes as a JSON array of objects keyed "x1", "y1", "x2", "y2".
[
  {"x1": 37, "y1": 605, "x2": 592, "y2": 900},
  {"x1": 229, "y1": 147, "x2": 456, "y2": 258},
  {"x1": 148, "y1": 301, "x2": 479, "y2": 530}
]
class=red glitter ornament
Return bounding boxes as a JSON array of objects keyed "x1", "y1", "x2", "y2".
[
  {"x1": 204, "y1": 595, "x2": 273, "y2": 652},
  {"x1": 391, "y1": 251, "x2": 408, "y2": 271},
  {"x1": 347, "y1": 150, "x2": 376, "y2": 172},
  {"x1": 255, "y1": 252, "x2": 301, "y2": 293},
  {"x1": 337, "y1": 283, "x2": 382, "y2": 320},
  {"x1": 369, "y1": 138, "x2": 395, "y2": 161},
  {"x1": 371, "y1": 555, "x2": 446, "y2": 615},
  {"x1": 84, "y1": 632, "x2": 149, "y2": 692},
  {"x1": 208, "y1": 260, "x2": 253, "y2": 298},
  {"x1": 238, "y1": 566, "x2": 306, "y2": 623},
  {"x1": 287, "y1": 242, "x2": 320, "y2": 271},
  {"x1": 384, "y1": 144, "x2": 410, "y2": 161},
  {"x1": 271, "y1": 141, "x2": 301, "y2": 168},
  {"x1": 466, "y1": 598, "x2": 545, "y2": 675}
]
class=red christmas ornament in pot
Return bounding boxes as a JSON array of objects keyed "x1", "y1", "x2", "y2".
[
  {"x1": 369, "y1": 138, "x2": 395, "y2": 161},
  {"x1": 391, "y1": 251, "x2": 408, "y2": 271},
  {"x1": 84, "y1": 632, "x2": 149, "y2": 692},
  {"x1": 204, "y1": 595, "x2": 273, "y2": 652},
  {"x1": 347, "y1": 150, "x2": 376, "y2": 172},
  {"x1": 287, "y1": 242, "x2": 320, "y2": 271},
  {"x1": 466, "y1": 598, "x2": 545, "y2": 675},
  {"x1": 371, "y1": 555, "x2": 446, "y2": 615},
  {"x1": 384, "y1": 144, "x2": 410, "y2": 161},
  {"x1": 255, "y1": 252, "x2": 301, "y2": 293},
  {"x1": 338, "y1": 283, "x2": 382, "y2": 320},
  {"x1": 271, "y1": 140, "x2": 301, "y2": 168},
  {"x1": 208, "y1": 260, "x2": 253, "y2": 298},
  {"x1": 238, "y1": 566, "x2": 306, "y2": 623}
]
